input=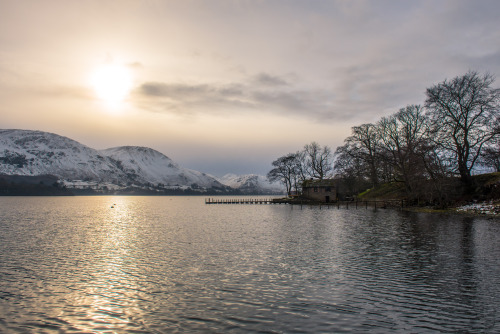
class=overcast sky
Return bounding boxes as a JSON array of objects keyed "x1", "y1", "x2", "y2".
[{"x1": 1, "y1": 0, "x2": 499, "y2": 176}]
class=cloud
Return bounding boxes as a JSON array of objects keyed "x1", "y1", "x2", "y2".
[
  {"x1": 253, "y1": 73, "x2": 289, "y2": 87},
  {"x1": 135, "y1": 65, "x2": 426, "y2": 122},
  {"x1": 134, "y1": 73, "x2": 341, "y2": 120},
  {"x1": 135, "y1": 81, "x2": 254, "y2": 115},
  {"x1": 251, "y1": 89, "x2": 334, "y2": 118},
  {"x1": 140, "y1": 82, "x2": 213, "y2": 99}
]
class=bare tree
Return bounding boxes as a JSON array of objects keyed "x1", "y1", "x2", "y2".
[
  {"x1": 334, "y1": 144, "x2": 372, "y2": 196},
  {"x1": 480, "y1": 144, "x2": 500, "y2": 172},
  {"x1": 339, "y1": 124, "x2": 381, "y2": 187},
  {"x1": 303, "y1": 142, "x2": 334, "y2": 180},
  {"x1": 267, "y1": 153, "x2": 301, "y2": 196},
  {"x1": 425, "y1": 71, "x2": 500, "y2": 186},
  {"x1": 377, "y1": 105, "x2": 431, "y2": 193}
]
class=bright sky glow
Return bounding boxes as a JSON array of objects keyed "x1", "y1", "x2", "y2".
[{"x1": 91, "y1": 64, "x2": 132, "y2": 106}]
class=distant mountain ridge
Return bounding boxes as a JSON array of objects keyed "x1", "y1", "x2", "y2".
[
  {"x1": 217, "y1": 173, "x2": 283, "y2": 194},
  {"x1": 0, "y1": 129, "x2": 281, "y2": 194},
  {"x1": 99, "y1": 146, "x2": 223, "y2": 188},
  {"x1": 0, "y1": 129, "x2": 227, "y2": 193}
]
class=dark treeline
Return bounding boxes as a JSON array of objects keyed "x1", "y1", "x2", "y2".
[
  {"x1": 269, "y1": 71, "x2": 500, "y2": 204},
  {"x1": 0, "y1": 175, "x2": 73, "y2": 196},
  {"x1": 0, "y1": 174, "x2": 245, "y2": 196}
]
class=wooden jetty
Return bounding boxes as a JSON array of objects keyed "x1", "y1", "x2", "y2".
[
  {"x1": 205, "y1": 198, "x2": 286, "y2": 205},
  {"x1": 205, "y1": 198, "x2": 406, "y2": 209}
]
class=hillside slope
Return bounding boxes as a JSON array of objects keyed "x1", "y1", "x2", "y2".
[
  {"x1": 0, "y1": 129, "x2": 225, "y2": 191},
  {"x1": 0, "y1": 129, "x2": 124, "y2": 182},
  {"x1": 100, "y1": 146, "x2": 224, "y2": 188},
  {"x1": 357, "y1": 172, "x2": 500, "y2": 208}
]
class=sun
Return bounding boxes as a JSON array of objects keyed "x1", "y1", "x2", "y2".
[{"x1": 90, "y1": 64, "x2": 133, "y2": 105}]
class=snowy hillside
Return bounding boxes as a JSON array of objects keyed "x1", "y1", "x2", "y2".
[
  {"x1": 0, "y1": 129, "x2": 226, "y2": 191},
  {"x1": 100, "y1": 146, "x2": 224, "y2": 188},
  {"x1": 218, "y1": 173, "x2": 284, "y2": 194},
  {"x1": 0, "y1": 129, "x2": 125, "y2": 182}
]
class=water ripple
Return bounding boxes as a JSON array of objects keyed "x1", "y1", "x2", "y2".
[{"x1": 1, "y1": 197, "x2": 499, "y2": 333}]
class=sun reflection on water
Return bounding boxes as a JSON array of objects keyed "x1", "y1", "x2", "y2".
[{"x1": 70, "y1": 197, "x2": 148, "y2": 331}]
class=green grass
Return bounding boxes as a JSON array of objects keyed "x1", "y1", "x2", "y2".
[
  {"x1": 357, "y1": 182, "x2": 406, "y2": 200},
  {"x1": 473, "y1": 172, "x2": 500, "y2": 186},
  {"x1": 356, "y1": 172, "x2": 500, "y2": 204}
]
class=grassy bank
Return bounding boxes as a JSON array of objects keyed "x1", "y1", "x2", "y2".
[{"x1": 356, "y1": 172, "x2": 500, "y2": 216}]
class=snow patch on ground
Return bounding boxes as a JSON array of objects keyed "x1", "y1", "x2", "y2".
[{"x1": 456, "y1": 201, "x2": 500, "y2": 215}]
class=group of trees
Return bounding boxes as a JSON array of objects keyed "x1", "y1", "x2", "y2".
[
  {"x1": 268, "y1": 71, "x2": 500, "y2": 202},
  {"x1": 267, "y1": 142, "x2": 334, "y2": 195},
  {"x1": 335, "y1": 71, "x2": 500, "y2": 201}
]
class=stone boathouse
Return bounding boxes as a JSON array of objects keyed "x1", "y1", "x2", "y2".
[{"x1": 302, "y1": 179, "x2": 337, "y2": 203}]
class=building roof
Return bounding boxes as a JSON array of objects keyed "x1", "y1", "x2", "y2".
[{"x1": 302, "y1": 179, "x2": 337, "y2": 187}]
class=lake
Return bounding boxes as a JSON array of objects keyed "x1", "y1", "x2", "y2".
[{"x1": 0, "y1": 196, "x2": 499, "y2": 333}]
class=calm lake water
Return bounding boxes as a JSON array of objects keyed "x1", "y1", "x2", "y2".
[{"x1": 0, "y1": 196, "x2": 499, "y2": 333}]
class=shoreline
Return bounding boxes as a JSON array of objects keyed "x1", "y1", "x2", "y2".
[{"x1": 403, "y1": 206, "x2": 500, "y2": 219}]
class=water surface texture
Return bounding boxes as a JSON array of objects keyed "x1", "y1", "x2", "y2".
[{"x1": 1, "y1": 196, "x2": 499, "y2": 333}]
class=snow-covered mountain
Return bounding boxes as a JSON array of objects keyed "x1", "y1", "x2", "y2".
[
  {"x1": 218, "y1": 173, "x2": 284, "y2": 195},
  {"x1": 0, "y1": 129, "x2": 226, "y2": 191},
  {"x1": 100, "y1": 146, "x2": 222, "y2": 188},
  {"x1": 0, "y1": 129, "x2": 124, "y2": 181}
]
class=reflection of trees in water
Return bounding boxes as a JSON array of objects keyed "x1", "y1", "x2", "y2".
[{"x1": 395, "y1": 212, "x2": 498, "y2": 329}]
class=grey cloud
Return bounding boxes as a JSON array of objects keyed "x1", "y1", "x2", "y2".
[
  {"x1": 139, "y1": 82, "x2": 247, "y2": 101},
  {"x1": 135, "y1": 75, "x2": 342, "y2": 120},
  {"x1": 217, "y1": 83, "x2": 244, "y2": 97},
  {"x1": 253, "y1": 73, "x2": 289, "y2": 87},
  {"x1": 138, "y1": 56, "x2": 497, "y2": 122},
  {"x1": 140, "y1": 83, "x2": 212, "y2": 99},
  {"x1": 453, "y1": 51, "x2": 500, "y2": 76},
  {"x1": 251, "y1": 89, "x2": 334, "y2": 118},
  {"x1": 136, "y1": 82, "x2": 255, "y2": 115}
]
